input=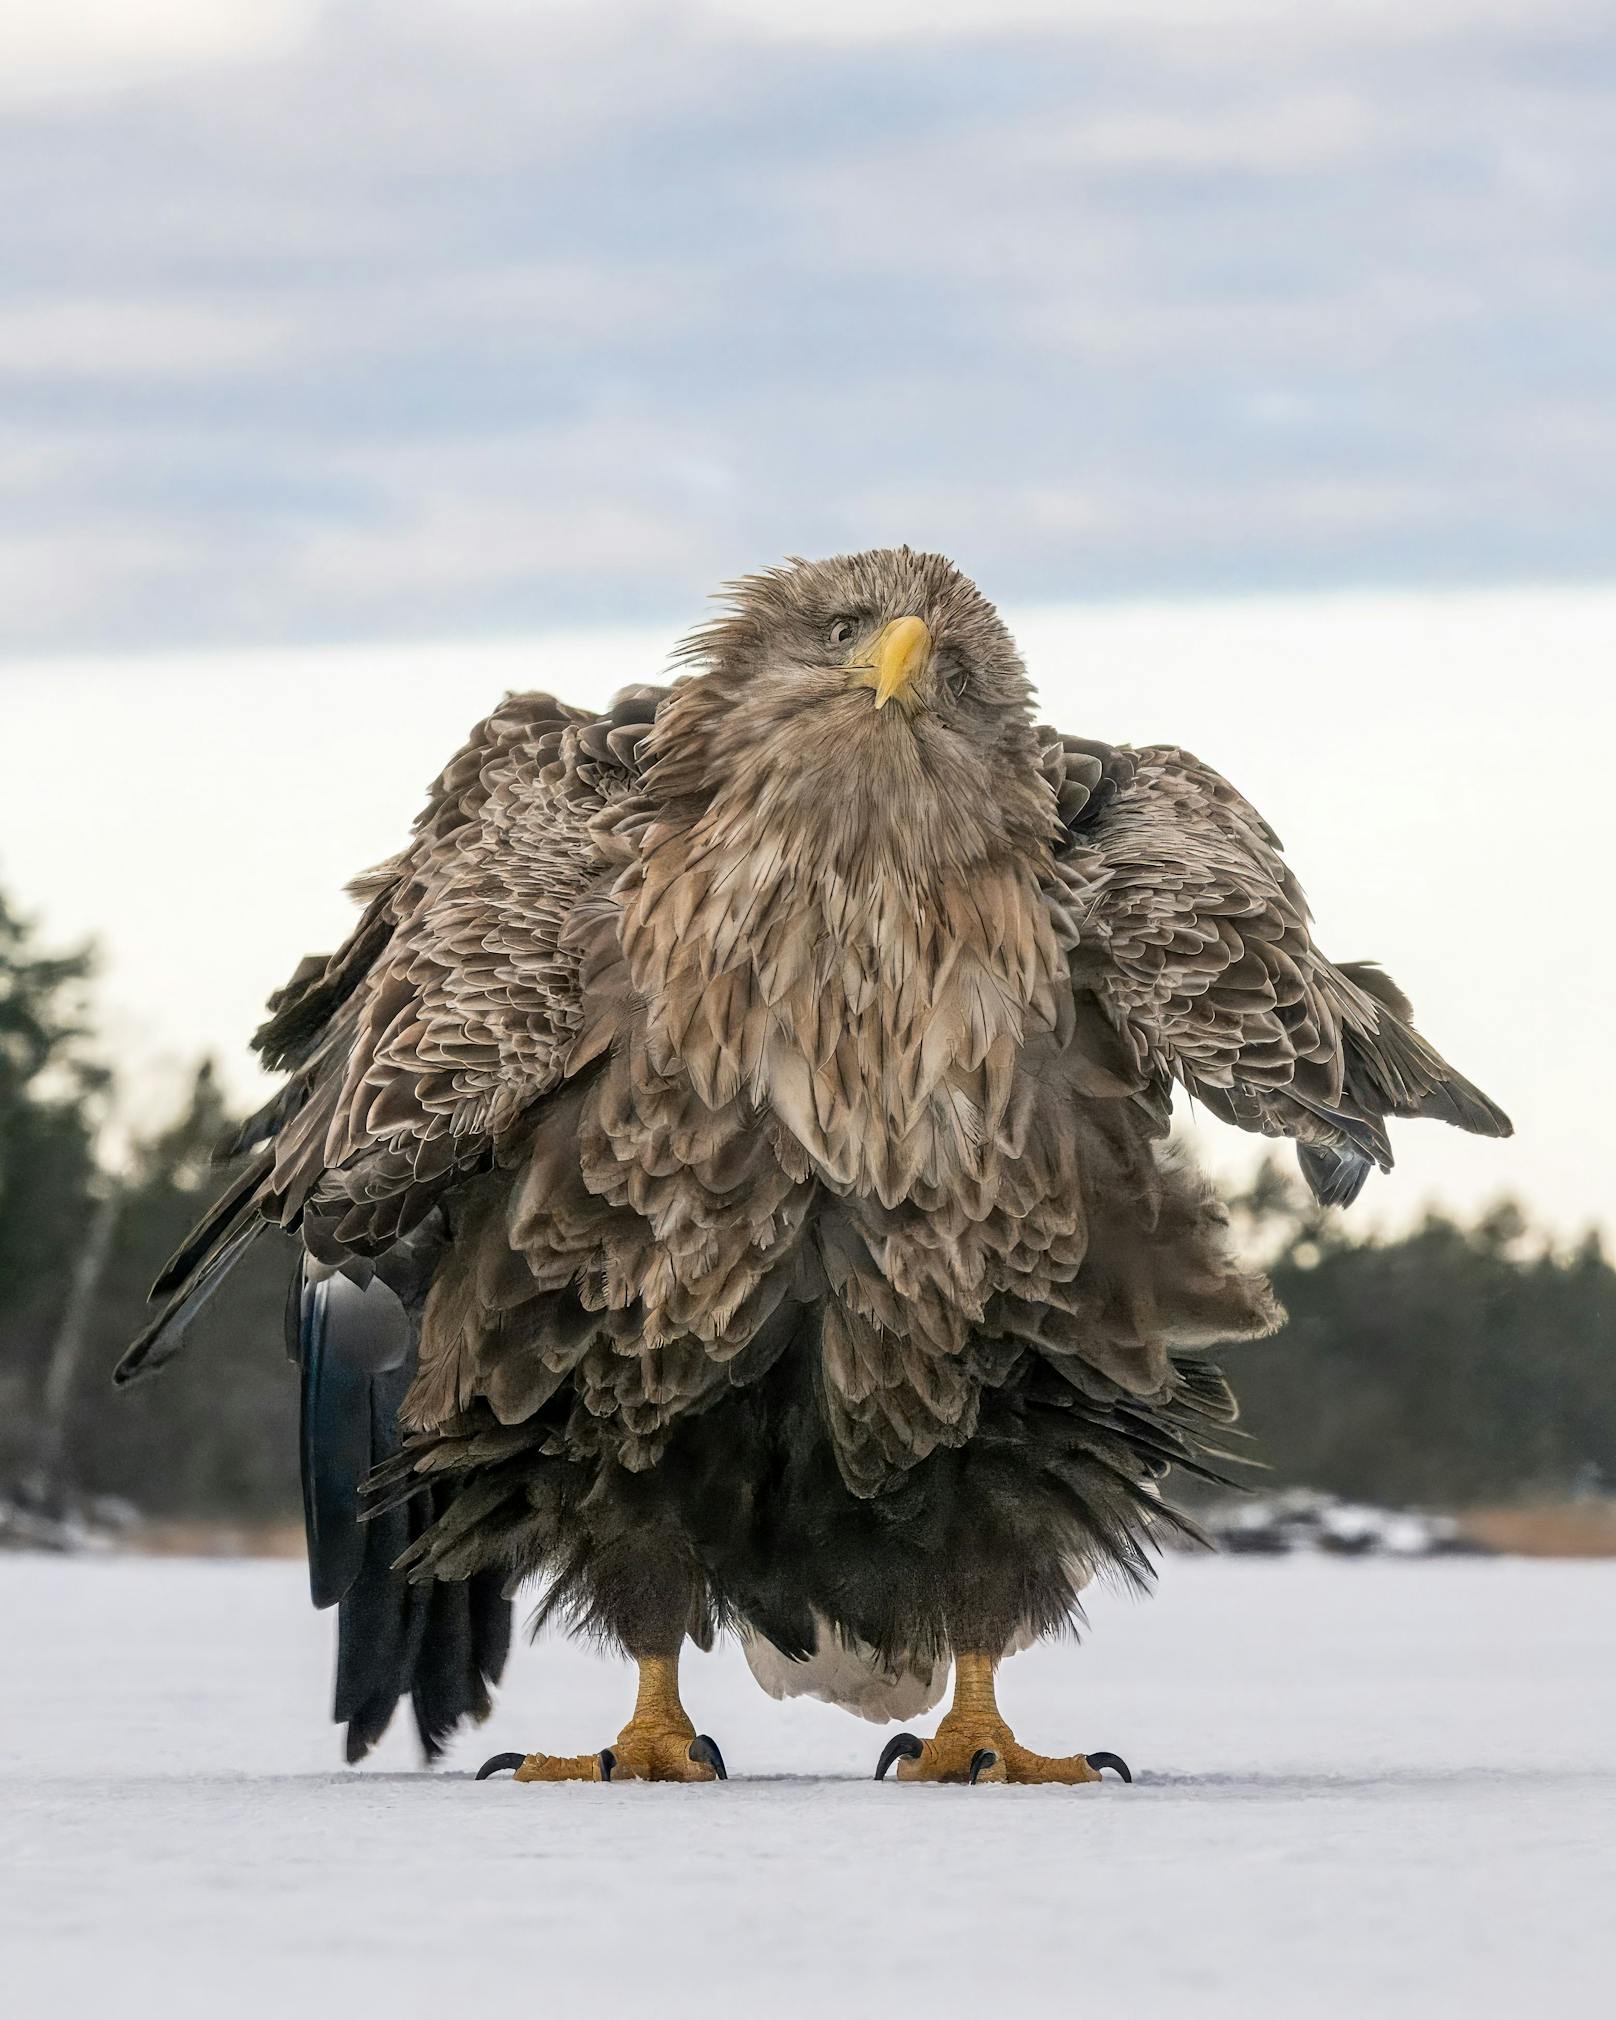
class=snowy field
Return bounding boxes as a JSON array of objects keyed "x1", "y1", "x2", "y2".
[{"x1": 2, "y1": 1554, "x2": 1612, "y2": 2020}]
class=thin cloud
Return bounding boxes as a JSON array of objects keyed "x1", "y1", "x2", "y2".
[{"x1": 0, "y1": 0, "x2": 1611, "y2": 655}]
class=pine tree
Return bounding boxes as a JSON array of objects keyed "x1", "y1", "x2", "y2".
[
  {"x1": 1227, "y1": 1158, "x2": 1616, "y2": 1506},
  {"x1": 66, "y1": 1061, "x2": 300, "y2": 1521},
  {"x1": 0, "y1": 888, "x2": 107, "y2": 1484}
]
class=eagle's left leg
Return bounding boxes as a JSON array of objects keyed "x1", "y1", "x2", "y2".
[
  {"x1": 874, "y1": 1652, "x2": 1130, "y2": 1787},
  {"x1": 478, "y1": 1645, "x2": 726, "y2": 1784}
]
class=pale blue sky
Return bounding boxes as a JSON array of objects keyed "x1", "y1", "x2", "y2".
[{"x1": 2, "y1": 0, "x2": 1613, "y2": 655}]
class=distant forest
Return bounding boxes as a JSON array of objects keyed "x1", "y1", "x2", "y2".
[{"x1": 1, "y1": 874, "x2": 1611, "y2": 1523}]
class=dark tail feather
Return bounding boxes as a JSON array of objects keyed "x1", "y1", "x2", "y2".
[
  {"x1": 335, "y1": 1471, "x2": 434, "y2": 1762},
  {"x1": 297, "y1": 1271, "x2": 410, "y2": 1607},
  {"x1": 294, "y1": 1265, "x2": 511, "y2": 1762},
  {"x1": 409, "y1": 1570, "x2": 512, "y2": 1760},
  {"x1": 334, "y1": 1480, "x2": 508, "y2": 1763}
]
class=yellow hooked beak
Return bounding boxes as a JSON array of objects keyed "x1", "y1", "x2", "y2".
[{"x1": 848, "y1": 615, "x2": 932, "y2": 712}]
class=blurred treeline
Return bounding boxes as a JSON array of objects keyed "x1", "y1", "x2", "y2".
[
  {"x1": 1225, "y1": 1166, "x2": 1613, "y2": 1506},
  {"x1": 0, "y1": 877, "x2": 1610, "y2": 1522},
  {"x1": 0, "y1": 886, "x2": 296, "y2": 1520}
]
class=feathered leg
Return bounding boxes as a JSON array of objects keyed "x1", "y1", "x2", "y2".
[
  {"x1": 478, "y1": 1647, "x2": 727, "y2": 1785},
  {"x1": 874, "y1": 1652, "x2": 1130, "y2": 1787}
]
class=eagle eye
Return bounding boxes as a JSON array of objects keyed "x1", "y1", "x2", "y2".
[{"x1": 826, "y1": 616, "x2": 857, "y2": 651}]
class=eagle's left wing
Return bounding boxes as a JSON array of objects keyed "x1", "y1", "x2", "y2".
[
  {"x1": 116, "y1": 683, "x2": 668, "y2": 1385},
  {"x1": 1037, "y1": 734, "x2": 1512, "y2": 1206}
]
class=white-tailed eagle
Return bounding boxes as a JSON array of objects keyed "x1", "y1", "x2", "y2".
[{"x1": 122, "y1": 550, "x2": 1510, "y2": 1784}]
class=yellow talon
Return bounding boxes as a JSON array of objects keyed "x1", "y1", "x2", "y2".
[
  {"x1": 875, "y1": 1653, "x2": 1126, "y2": 1786},
  {"x1": 510, "y1": 1749, "x2": 612, "y2": 1783},
  {"x1": 480, "y1": 1652, "x2": 727, "y2": 1785}
]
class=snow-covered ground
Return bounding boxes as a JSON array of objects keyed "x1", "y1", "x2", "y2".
[{"x1": 2, "y1": 1553, "x2": 1611, "y2": 2019}]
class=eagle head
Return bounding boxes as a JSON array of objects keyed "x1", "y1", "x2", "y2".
[{"x1": 646, "y1": 547, "x2": 1056, "y2": 879}]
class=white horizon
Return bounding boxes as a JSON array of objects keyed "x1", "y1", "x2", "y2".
[{"x1": 1, "y1": 578, "x2": 1596, "y2": 1236}]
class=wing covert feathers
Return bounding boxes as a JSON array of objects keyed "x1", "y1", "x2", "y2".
[{"x1": 1039, "y1": 737, "x2": 1512, "y2": 1203}]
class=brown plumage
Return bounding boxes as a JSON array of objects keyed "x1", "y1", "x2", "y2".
[{"x1": 121, "y1": 548, "x2": 1510, "y2": 1762}]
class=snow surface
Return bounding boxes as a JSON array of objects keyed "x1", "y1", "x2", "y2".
[{"x1": 2, "y1": 1552, "x2": 1612, "y2": 2020}]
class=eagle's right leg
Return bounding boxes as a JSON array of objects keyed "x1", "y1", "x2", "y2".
[
  {"x1": 478, "y1": 1646, "x2": 726, "y2": 1784},
  {"x1": 474, "y1": 1513, "x2": 727, "y2": 1785}
]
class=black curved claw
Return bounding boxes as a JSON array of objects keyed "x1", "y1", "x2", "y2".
[
  {"x1": 688, "y1": 1734, "x2": 728, "y2": 1781},
  {"x1": 475, "y1": 1752, "x2": 526, "y2": 1781},
  {"x1": 598, "y1": 1748, "x2": 616, "y2": 1783},
  {"x1": 1086, "y1": 1750, "x2": 1133, "y2": 1783},
  {"x1": 968, "y1": 1748, "x2": 999, "y2": 1784},
  {"x1": 875, "y1": 1732, "x2": 925, "y2": 1780}
]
